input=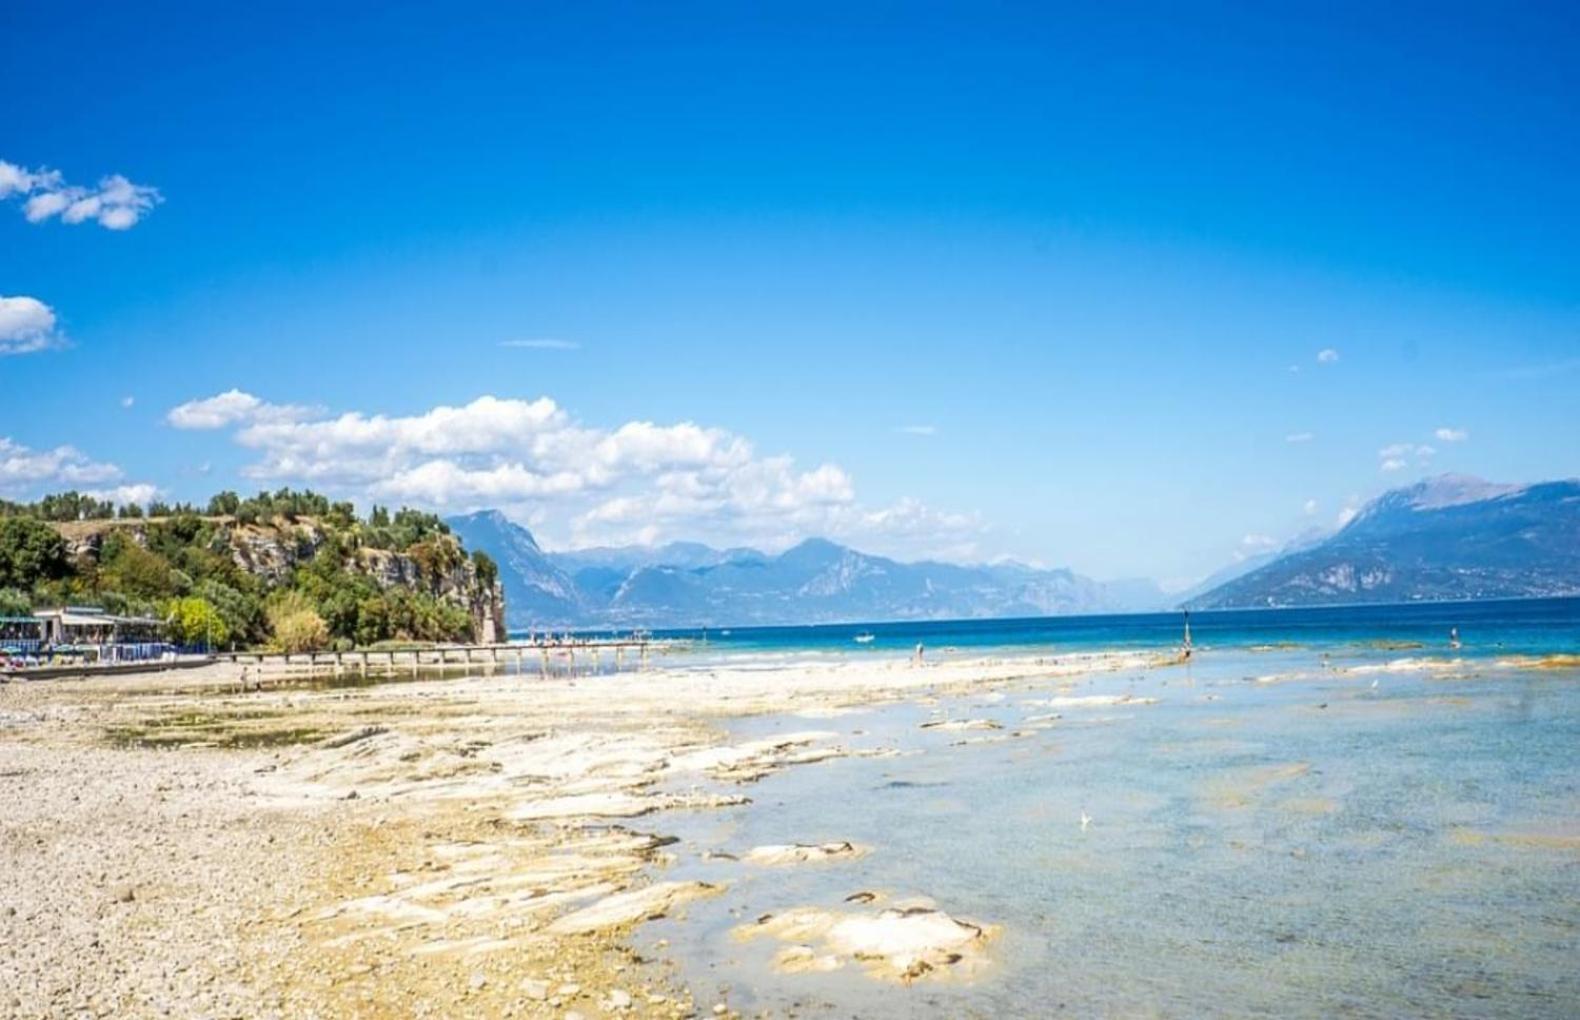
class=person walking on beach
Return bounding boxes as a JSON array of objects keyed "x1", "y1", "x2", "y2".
[{"x1": 913, "y1": 642, "x2": 925, "y2": 667}]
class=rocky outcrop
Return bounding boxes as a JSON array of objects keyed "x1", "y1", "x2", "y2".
[{"x1": 50, "y1": 516, "x2": 507, "y2": 643}]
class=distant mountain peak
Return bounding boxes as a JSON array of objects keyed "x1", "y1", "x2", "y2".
[
  {"x1": 1396, "y1": 474, "x2": 1524, "y2": 511},
  {"x1": 1191, "y1": 475, "x2": 1580, "y2": 609}
]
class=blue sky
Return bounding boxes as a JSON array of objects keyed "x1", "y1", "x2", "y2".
[{"x1": 2, "y1": 2, "x2": 1577, "y2": 584}]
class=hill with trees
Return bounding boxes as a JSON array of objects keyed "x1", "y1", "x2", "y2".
[{"x1": 0, "y1": 488, "x2": 505, "y2": 651}]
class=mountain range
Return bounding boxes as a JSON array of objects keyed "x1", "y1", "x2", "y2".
[
  {"x1": 450, "y1": 475, "x2": 1580, "y2": 627},
  {"x1": 445, "y1": 511, "x2": 1170, "y2": 629},
  {"x1": 1188, "y1": 475, "x2": 1580, "y2": 608}
]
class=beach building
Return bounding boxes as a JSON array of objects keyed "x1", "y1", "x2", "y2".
[{"x1": 32, "y1": 606, "x2": 162, "y2": 646}]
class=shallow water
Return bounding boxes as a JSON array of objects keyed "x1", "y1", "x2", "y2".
[
  {"x1": 637, "y1": 596, "x2": 1580, "y2": 660},
  {"x1": 647, "y1": 644, "x2": 1580, "y2": 1017}
]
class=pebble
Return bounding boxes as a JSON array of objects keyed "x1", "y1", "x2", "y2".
[
  {"x1": 606, "y1": 989, "x2": 632, "y2": 1009},
  {"x1": 519, "y1": 978, "x2": 549, "y2": 1000}
]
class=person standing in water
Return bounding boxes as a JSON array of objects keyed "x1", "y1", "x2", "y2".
[
  {"x1": 1450, "y1": 626, "x2": 1462, "y2": 651},
  {"x1": 1182, "y1": 610, "x2": 1193, "y2": 661}
]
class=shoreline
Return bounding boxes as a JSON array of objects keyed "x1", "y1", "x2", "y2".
[{"x1": 0, "y1": 648, "x2": 1160, "y2": 1017}]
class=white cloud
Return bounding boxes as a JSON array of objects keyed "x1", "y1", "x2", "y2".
[
  {"x1": 1434, "y1": 426, "x2": 1469, "y2": 442},
  {"x1": 0, "y1": 159, "x2": 161, "y2": 229},
  {"x1": 1316, "y1": 348, "x2": 1339, "y2": 364},
  {"x1": 0, "y1": 295, "x2": 65, "y2": 355},
  {"x1": 499, "y1": 338, "x2": 580, "y2": 350},
  {"x1": 1285, "y1": 431, "x2": 1314, "y2": 444},
  {"x1": 166, "y1": 389, "x2": 318, "y2": 430},
  {"x1": 120, "y1": 396, "x2": 135, "y2": 409},
  {"x1": 176, "y1": 391, "x2": 986, "y2": 559},
  {"x1": 85, "y1": 483, "x2": 161, "y2": 507},
  {"x1": 1378, "y1": 441, "x2": 1435, "y2": 472},
  {"x1": 1303, "y1": 499, "x2": 1318, "y2": 515},
  {"x1": 0, "y1": 436, "x2": 126, "y2": 492},
  {"x1": 894, "y1": 425, "x2": 938, "y2": 436}
]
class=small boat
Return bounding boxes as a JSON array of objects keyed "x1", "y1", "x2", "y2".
[{"x1": 854, "y1": 632, "x2": 876, "y2": 644}]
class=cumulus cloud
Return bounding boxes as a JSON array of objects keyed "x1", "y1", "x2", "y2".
[
  {"x1": 166, "y1": 389, "x2": 318, "y2": 429},
  {"x1": 0, "y1": 436, "x2": 131, "y2": 493},
  {"x1": 173, "y1": 392, "x2": 987, "y2": 558},
  {"x1": 1434, "y1": 426, "x2": 1469, "y2": 442},
  {"x1": 1316, "y1": 348, "x2": 1339, "y2": 364},
  {"x1": 0, "y1": 158, "x2": 162, "y2": 229},
  {"x1": 85, "y1": 483, "x2": 162, "y2": 507},
  {"x1": 1285, "y1": 431, "x2": 1314, "y2": 444},
  {"x1": 499, "y1": 338, "x2": 580, "y2": 350},
  {"x1": 0, "y1": 295, "x2": 65, "y2": 355}
]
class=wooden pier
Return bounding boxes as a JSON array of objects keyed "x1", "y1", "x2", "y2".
[{"x1": 221, "y1": 639, "x2": 676, "y2": 682}]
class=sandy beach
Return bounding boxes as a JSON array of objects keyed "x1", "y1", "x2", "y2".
[{"x1": 0, "y1": 649, "x2": 1154, "y2": 1018}]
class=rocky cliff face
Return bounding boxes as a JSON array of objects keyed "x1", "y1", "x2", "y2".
[{"x1": 54, "y1": 516, "x2": 507, "y2": 643}]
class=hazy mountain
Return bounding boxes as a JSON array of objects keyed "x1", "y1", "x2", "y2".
[
  {"x1": 1172, "y1": 526, "x2": 1331, "y2": 606},
  {"x1": 1188, "y1": 476, "x2": 1580, "y2": 608},
  {"x1": 449, "y1": 514, "x2": 1166, "y2": 628},
  {"x1": 444, "y1": 511, "x2": 583, "y2": 623}
]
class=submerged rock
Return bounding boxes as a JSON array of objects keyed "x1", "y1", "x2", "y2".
[
  {"x1": 735, "y1": 901, "x2": 993, "y2": 982},
  {"x1": 742, "y1": 841, "x2": 869, "y2": 867},
  {"x1": 918, "y1": 719, "x2": 1002, "y2": 732}
]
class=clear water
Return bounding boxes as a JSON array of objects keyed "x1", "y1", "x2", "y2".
[
  {"x1": 636, "y1": 604, "x2": 1580, "y2": 1018},
  {"x1": 634, "y1": 596, "x2": 1580, "y2": 659}
]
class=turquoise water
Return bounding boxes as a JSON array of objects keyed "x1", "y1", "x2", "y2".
[
  {"x1": 639, "y1": 606, "x2": 1580, "y2": 1017},
  {"x1": 642, "y1": 597, "x2": 1580, "y2": 658}
]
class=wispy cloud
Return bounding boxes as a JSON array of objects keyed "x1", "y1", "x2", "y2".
[
  {"x1": 120, "y1": 396, "x2": 135, "y2": 409},
  {"x1": 499, "y1": 338, "x2": 581, "y2": 351},
  {"x1": 1499, "y1": 357, "x2": 1580, "y2": 381},
  {"x1": 1285, "y1": 431, "x2": 1314, "y2": 444},
  {"x1": 1378, "y1": 441, "x2": 1435, "y2": 473},
  {"x1": 1316, "y1": 348, "x2": 1340, "y2": 364},
  {"x1": 0, "y1": 295, "x2": 66, "y2": 355},
  {"x1": 1433, "y1": 426, "x2": 1469, "y2": 442},
  {"x1": 1303, "y1": 498, "x2": 1319, "y2": 515},
  {"x1": 1233, "y1": 532, "x2": 1279, "y2": 562},
  {"x1": 0, "y1": 158, "x2": 161, "y2": 230},
  {"x1": 894, "y1": 424, "x2": 938, "y2": 436}
]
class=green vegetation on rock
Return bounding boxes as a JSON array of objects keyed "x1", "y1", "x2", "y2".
[{"x1": 0, "y1": 488, "x2": 503, "y2": 650}]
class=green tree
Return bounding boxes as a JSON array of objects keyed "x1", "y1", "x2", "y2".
[
  {"x1": 0, "y1": 587, "x2": 30, "y2": 617},
  {"x1": 266, "y1": 590, "x2": 330, "y2": 653},
  {"x1": 0, "y1": 517, "x2": 68, "y2": 590},
  {"x1": 164, "y1": 596, "x2": 230, "y2": 648}
]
